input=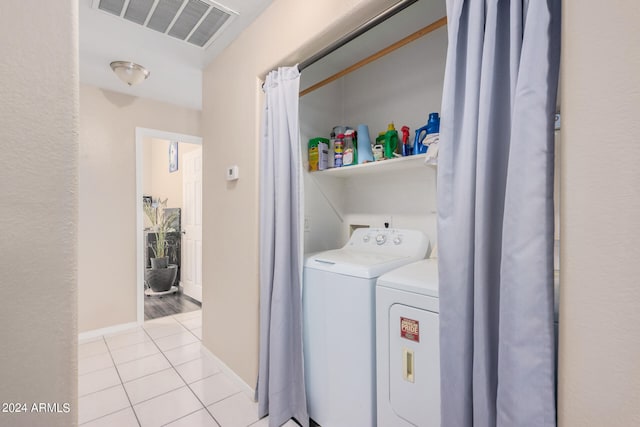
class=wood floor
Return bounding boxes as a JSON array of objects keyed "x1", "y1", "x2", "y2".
[{"x1": 144, "y1": 290, "x2": 201, "y2": 320}]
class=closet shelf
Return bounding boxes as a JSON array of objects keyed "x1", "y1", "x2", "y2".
[{"x1": 313, "y1": 153, "x2": 435, "y2": 177}]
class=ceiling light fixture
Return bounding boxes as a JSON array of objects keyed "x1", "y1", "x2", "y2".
[{"x1": 110, "y1": 61, "x2": 150, "y2": 86}]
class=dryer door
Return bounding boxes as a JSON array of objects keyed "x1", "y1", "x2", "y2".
[{"x1": 389, "y1": 304, "x2": 440, "y2": 426}]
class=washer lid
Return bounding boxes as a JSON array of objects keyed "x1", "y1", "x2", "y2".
[
  {"x1": 304, "y1": 249, "x2": 417, "y2": 279},
  {"x1": 377, "y1": 259, "x2": 439, "y2": 297}
]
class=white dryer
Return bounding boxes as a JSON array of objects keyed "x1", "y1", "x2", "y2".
[
  {"x1": 303, "y1": 228, "x2": 429, "y2": 427},
  {"x1": 376, "y1": 259, "x2": 440, "y2": 427}
]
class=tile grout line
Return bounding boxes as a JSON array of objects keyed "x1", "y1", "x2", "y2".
[
  {"x1": 77, "y1": 313, "x2": 202, "y2": 426},
  {"x1": 77, "y1": 337, "x2": 140, "y2": 426},
  {"x1": 145, "y1": 326, "x2": 195, "y2": 341},
  {"x1": 78, "y1": 385, "x2": 133, "y2": 425},
  {"x1": 143, "y1": 316, "x2": 227, "y2": 427},
  {"x1": 122, "y1": 367, "x2": 189, "y2": 406},
  {"x1": 172, "y1": 319, "x2": 203, "y2": 340},
  {"x1": 105, "y1": 334, "x2": 154, "y2": 354},
  {"x1": 168, "y1": 314, "x2": 263, "y2": 425},
  {"x1": 141, "y1": 321, "x2": 224, "y2": 426},
  {"x1": 78, "y1": 366, "x2": 121, "y2": 399},
  {"x1": 114, "y1": 355, "x2": 173, "y2": 385},
  {"x1": 78, "y1": 363, "x2": 115, "y2": 378},
  {"x1": 171, "y1": 313, "x2": 204, "y2": 342},
  {"x1": 153, "y1": 333, "x2": 201, "y2": 352},
  {"x1": 104, "y1": 331, "x2": 154, "y2": 351},
  {"x1": 158, "y1": 408, "x2": 212, "y2": 427},
  {"x1": 181, "y1": 326, "x2": 203, "y2": 342},
  {"x1": 77, "y1": 349, "x2": 117, "y2": 376},
  {"x1": 103, "y1": 335, "x2": 143, "y2": 427},
  {"x1": 203, "y1": 390, "x2": 247, "y2": 423}
]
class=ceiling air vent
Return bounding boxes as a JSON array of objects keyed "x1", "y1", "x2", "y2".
[{"x1": 94, "y1": 0, "x2": 236, "y2": 48}]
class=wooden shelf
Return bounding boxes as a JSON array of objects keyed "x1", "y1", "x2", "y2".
[{"x1": 312, "y1": 154, "x2": 435, "y2": 178}]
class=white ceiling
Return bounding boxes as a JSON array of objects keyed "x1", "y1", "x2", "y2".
[{"x1": 78, "y1": 0, "x2": 272, "y2": 110}]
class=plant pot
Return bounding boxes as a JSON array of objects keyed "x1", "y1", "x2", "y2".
[
  {"x1": 150, "y1": 257, "x2": 169, "y2": 269},
  {"x1": 145, "y1": 264, "x2": 178, "y2": 292}
]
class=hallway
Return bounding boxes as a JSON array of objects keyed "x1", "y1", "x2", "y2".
[{"x1": 78, "y1": 311, "x2": 296, "y2": 426}]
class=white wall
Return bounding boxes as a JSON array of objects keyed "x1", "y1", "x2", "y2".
[
  {"x1": 0, "y1": 1, "x2": 78, "y2": 425},
  {"x1": 342, "y1": 26, "x2": 447, "y2": 139},
  {"x1": 300, "y1": 80, "x2": 346, "y2": 253},
  {"x1": 202, "y1": 0, "x2": 400, "y2": 386},
  {"x1": 558, "y1": 1, "x2": 640, "y2": 425},
  {"x1": 300, "y1": 25, "x2": 446, "y2": 252},
  {"x1": 79, "y1": 85, "x2": 201, "y2": 332}
]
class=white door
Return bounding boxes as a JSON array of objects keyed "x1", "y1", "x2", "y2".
[{"x1": 181, "y1": 147, "x2": 203, "y2": 301}]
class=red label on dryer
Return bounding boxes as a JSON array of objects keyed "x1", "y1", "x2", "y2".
[{"x1": 400, "y1": 317, "x2": 419, "y2": 342}]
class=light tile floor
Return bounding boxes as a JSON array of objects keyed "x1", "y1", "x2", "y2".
[{"x1": 79, "y1": 310, "x2": 298, "y2": 427}]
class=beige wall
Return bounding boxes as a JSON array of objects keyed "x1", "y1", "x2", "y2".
[
  {"x1": 202, "y1": 0, "x2": 397, "y2": 386},
  {"x1": 143, "y1": 138, "x2": 200, "y2": 209},
  {"x1": 559, "y1": 2, "x2": 640, "y2": 426},
  {"x1": 0, "y1": 1, "x2": 78, "y2": 426},
  {"x1": 79, "y1": 85, "x2": 201, "y2": 332}
]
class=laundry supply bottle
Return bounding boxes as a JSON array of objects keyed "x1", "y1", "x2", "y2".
[
  {"x1": 401, "y1": 125, "x2": 412, "y2": 156},
  {"x1": 424, "y1": 112, "x2": 440, "y2": 146},
  {"x1": 334, "y1": 133, "x2": 345, "y2": 167},
  {"x1": 414, "y1": 113, "x2": 440, "y2": 154},
  {"x1": 343, "y1": 129, "x2": 357, "y2": 166},
  {"x1": 328, "y1": 132, "x2": 336, "y2": 168},
  {"x1": 383, "y1": 123, "x2": 399, "y2": 159}
]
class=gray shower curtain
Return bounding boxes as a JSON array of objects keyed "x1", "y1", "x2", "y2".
[
  {"x1": 257, "y1": 66, "x2": 309, "y2": 427},
  {"x1": 438, "y1": 1, "x2": 560, "y2": 426}
]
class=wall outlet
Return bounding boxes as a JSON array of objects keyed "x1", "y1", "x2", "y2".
[
  {"x1": 383, "y1": 216, "x2": 393, "y2": 229},
  {"x1": 304, "y1": 216, "x2": 311, "y2": 232}
]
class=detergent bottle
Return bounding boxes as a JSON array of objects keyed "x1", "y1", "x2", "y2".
[
  {"x1": 414, "y1": 113, "x2": 440, "y2": 154},
  {"x1": 401, "y1": 125, "x2": 412, "y2": 156},
  {"x1": 343, "y1": 129, "x2": 357, "y2": 166},
  {"x1": 383, "y1": 123, "x2": 399, "y2": 159}
]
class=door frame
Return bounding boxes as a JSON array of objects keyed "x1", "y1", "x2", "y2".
[{"x1": 135, "y1": 127, "x2": 203, "y2": 324}]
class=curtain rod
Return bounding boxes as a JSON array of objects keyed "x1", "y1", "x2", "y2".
[
  {"x1": 299, "y1": 16, "x2": 447, "y2": 97},
  {"x1": 297, "y1": 0, "x2": 419, "y2": 72}
]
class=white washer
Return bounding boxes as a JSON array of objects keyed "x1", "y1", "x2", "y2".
[
  {"x1": 376, "y1": 259, "x2": 440, "y2": 427},
  {"x1": 303, "y1": 228, "x2": 429, "y2": 427}
]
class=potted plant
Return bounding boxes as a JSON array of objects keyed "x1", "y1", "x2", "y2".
[{"x1": 144, "y1": 198, "x2": 179, "y2": 292}]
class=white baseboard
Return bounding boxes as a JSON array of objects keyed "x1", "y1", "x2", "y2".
[
  {"x1": 203, "y1": 347, "x2": 256, "y2": 400},
  {"x1": 79, "y1": 321, "x2": 141, "y2": 341},
  {"x1": 181, "y1": 281, "x2": 202, "y2": 302}
]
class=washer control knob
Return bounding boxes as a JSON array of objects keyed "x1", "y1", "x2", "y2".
[
  {"x1": 376, "y1": 234, "x2": 387, "y2": 245},
  {"x1": 363, "y1": 235, "x2": 370, "y2": 243},
  {"x1": 393, "y1": 236, "x2": 402, "y2": 245}
]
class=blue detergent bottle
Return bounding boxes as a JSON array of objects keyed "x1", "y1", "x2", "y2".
[{"x1": 414, "y1": 113, "x2": 440, "y2": 154}]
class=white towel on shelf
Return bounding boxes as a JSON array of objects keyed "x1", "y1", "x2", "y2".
[{"x1": 424, "y1": 139, "x2": 439, "y2": 165}]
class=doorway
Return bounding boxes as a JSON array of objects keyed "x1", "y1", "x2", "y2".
[{"x1": 135, "y1": 127, "x2": 203, "y2": 322}]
